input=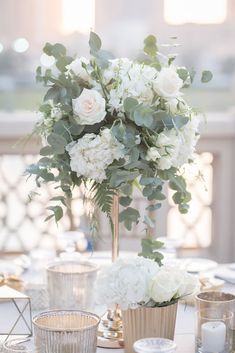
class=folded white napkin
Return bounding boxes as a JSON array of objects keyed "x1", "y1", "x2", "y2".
[{"x1": 215, "y1": 268, "x2": 235, "y2": 284}]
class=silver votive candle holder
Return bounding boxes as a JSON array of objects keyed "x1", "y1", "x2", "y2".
[
  {"x1": 33, "y1": 310, "x2": 100, "y2": 353},
  {"x1": 195, "y1": 291, "x2": 235, "y2": 352},
  {"x1": 47, "y1": 260, "x2": 98, "y2": 310}
]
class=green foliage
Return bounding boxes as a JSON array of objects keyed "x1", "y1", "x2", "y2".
[
  {"x1": 119, "y1": 207, "x2": 140, "y2": 230},
  {"x1": 26, "y1": 31, "x2": 213, "y2": 246},
  {"x1": 154, "y1": 112, "x2": 189, "y2": 130},
  {"x1": 177, "y1": 68, "x2": 189, "y2": 82},
  {"x1": 89, "y1": 32, "x2": 102, "y2": 53},
  {"x1": 46, "y1": 205, "x2": 63, "y2": 222},
  {"x1": 143, "y1": 35, "x2": 158, "y2": 57},
  {"x1": 201, "y1": 70, "x2": 213, "y2": 83},
  {"x1": 47, "y1": 133, "x2": 67, "y2": 154},
  {"x1": 139, "y1": 238, "x2": 164, "y2": 265},
  {"x1": 91, "y1": 182, "x2": 115, "y2": 219}
]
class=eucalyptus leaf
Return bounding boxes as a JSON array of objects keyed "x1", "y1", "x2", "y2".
[
  {"x1": 143, "y1": 215, "x2": 155, "y2": 228},
  {"x1": 47, "y1": 133, "x2": 67, "y2": 154},
  {"x1": 40, "y1": 146, "x2": 54, "y2": 156},
  {"x1": 109, "y1": 170, "x2": 139, "y2": 188},
  {"x1": 123, "y1": 97, "x2": 138, "y2": 113},
  {"x1": 177, "y1": 68, "x2": 189, "y2": 81},
  {"x1": 146, "y1": 203, "x2": 161, "y2": 211},
  {"x1": 119, "y1": 207, "x2": 140, "y2": 230},
  {"x1": 201, "y1": 70, "x2": 213, "y2": 83},
  {"x1": 119, "y1": 196, "x2": 132, "y2": 207},
  {"x1": 143, "y1": 35, "x2": 158, "y2": 57},
  {"x1": 89, "y1": 32, "x2": 102, "y2": 52}
]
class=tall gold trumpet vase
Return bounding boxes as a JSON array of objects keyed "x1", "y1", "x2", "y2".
[
  {"x1": 122, "y1": 303, "x2": 178, "y2": 353},
  {"x1": 97, "y1": 193, "x2": 124, "y2": 348}
]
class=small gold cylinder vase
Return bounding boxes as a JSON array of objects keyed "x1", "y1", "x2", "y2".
[{"x1": 122, "y1": 303, "x2": 178, "y2": 353}]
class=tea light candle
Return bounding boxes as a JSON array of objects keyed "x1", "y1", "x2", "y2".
[{"x1": 201, "y1": 321, "x2": 226, "y2": 352}]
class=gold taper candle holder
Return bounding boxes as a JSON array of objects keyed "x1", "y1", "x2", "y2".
[{"x1": 97, "y1": 193, "x2": 124, "y2": 349}]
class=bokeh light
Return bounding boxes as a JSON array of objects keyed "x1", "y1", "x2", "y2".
[{"x1": 12, "y1": 38, "x2": 29, "y2": 53}]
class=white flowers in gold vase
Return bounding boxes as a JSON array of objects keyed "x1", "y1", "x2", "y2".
[{"x1": 96, "y1": 257, "x2": 197, "y2": 310}]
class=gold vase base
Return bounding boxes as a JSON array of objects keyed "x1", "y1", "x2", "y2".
[{"x1": 97, "y1": 310, "x2": 124, "y2": 349}]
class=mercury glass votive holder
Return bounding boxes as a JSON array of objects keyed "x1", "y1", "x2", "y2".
[
  {"x1": 195, "y1": 309, "x2": 233, "y2": 353},
  {"x1": 47, "y1": 260, "x2": 98, "y2": 310},
  {"x1": 133, "y1": 337, "x2": 177, "y2": 353},
  {"x1": 33, "y1": 310, "x2": 100, "y2": 353},
  {"x1": 195, "y1": 291, "x2": 235, "y2": 351}
]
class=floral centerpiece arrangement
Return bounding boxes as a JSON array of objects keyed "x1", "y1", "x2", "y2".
[
  {"x1": 27, "y1": 32, "x2": 212, "y2": 256},
  {"x1": 96, "y1": 256, "x2": 197, "y2": 352},
  {"x1": 96, "y1": 256, "x2": 196, "y2": 310}
]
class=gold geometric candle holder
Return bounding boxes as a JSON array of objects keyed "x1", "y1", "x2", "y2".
[{"x1": 0, "y1": 285, "x2": 32, "y2": 341}]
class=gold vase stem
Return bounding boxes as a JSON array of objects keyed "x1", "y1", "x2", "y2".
[
  {"x1": 97, "y1": 193, "x2": 124, "y2": 348},
  {"x1": 112, "y1": 193, "x2": 119, "y2": 262}
]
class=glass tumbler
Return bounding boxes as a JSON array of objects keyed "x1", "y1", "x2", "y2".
[
  {"x1": 47, "y1": 260, "x2": 98, "y2": 310},
  {"x1": 195, "y1": 309, "x2": 233, "y2": 353},
  {"x1": 33, "y1": 310, "x2": 100, "y2": 353}
]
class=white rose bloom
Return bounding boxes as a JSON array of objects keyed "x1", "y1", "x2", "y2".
[
  {"x1": 177, "y1": 271, "x2": 198, "y2": 297},
  {"x1": 153, "y1": 67, "x2": 183, "y2": 99},
  {"x1": 72, "y1": 89, "x2": 106, "y2": 125},
  {"x1": 66, "y1": 57, "x2": 90, "y2": 81},
  {"x1": 148, "y1": 267, "x2": 180, "y2": 303},
  {"x1": 96, "y1": 257, "x2": 159, "y2": 310},
  {"x1": 148, "y1": 266, "x2": 197, "y2": 304},
  {"x1": 66, "y1": 128, "x2": 124, "y2": 183},
  {"x1": 146, "y1": 147, "x2": 161, "y2": 161}
]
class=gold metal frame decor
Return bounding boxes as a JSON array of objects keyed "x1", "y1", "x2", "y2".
[
  {"x1": 97, "y1": 193, "x2": 124, "y2": 349},
  {"x1": 0, "y1": 285, "x2": 32, "y2": 342}
]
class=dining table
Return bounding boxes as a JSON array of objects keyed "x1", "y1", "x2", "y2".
[{"x1": 1, "y1": 252, "x2": 235, "y2": 353}]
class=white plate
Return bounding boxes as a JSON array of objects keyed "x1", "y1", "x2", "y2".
[
  {"x1": 178, "y1": 258, "x2": 218, "y2": 273},
  {"x1": 0, "y1": 260, "x2": 23, "y2": 276}
]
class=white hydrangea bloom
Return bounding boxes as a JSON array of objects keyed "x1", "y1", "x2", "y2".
[
  {"x1": 95, "y1": 257, "x2": 159, "y2": 310},
  {"x1": 146, "y1": 116, "x2": 200, "y2": 170},
  {"x1": 66, "y1": 128, "x2": 125, "y2": 183},
  {"x1": 102, "y1": 58, "x2": 157, "y2": 111}
]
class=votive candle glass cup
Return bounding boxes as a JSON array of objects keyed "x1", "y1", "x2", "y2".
[
  {"x1": 33, "y1": 310, "x2": 100, "y2": 353},
  {"x1": 195, "y1": 308, "x2": 233, "y2": 353},
  {"x1": 195, "y1": 291, "x2": 235, "y2": 351},
  {"x1": 47, "y1": 260, "x2": 98, "y2": 310}
]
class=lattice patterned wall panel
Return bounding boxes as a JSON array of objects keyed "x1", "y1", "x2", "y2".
[
  {"x1": 167, "y1": 152, "x2": 213, "y2": 248},
  {"x1": 0, "y1": 154, "x2": 86, "y2": 251}
]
